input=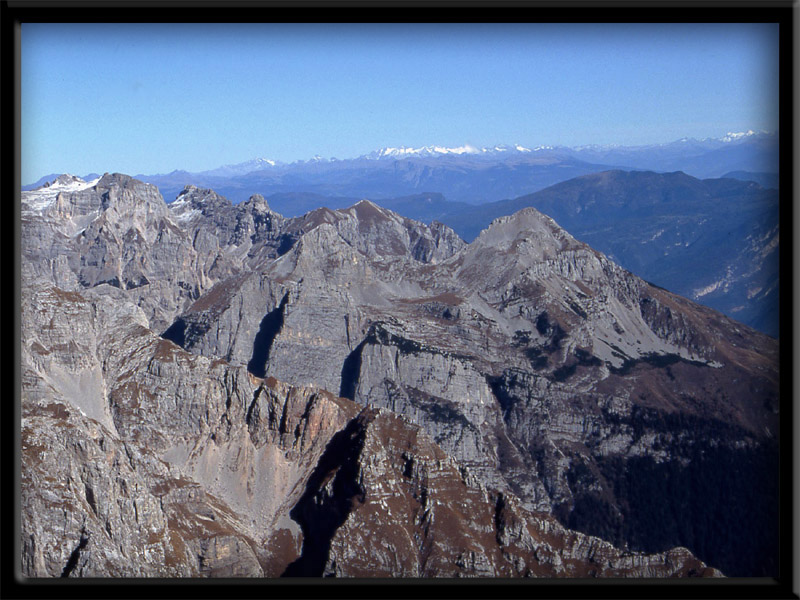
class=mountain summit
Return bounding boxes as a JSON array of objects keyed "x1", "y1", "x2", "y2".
[{"x1": 439, "y1": 169, "x2": 779, "y2": 336}]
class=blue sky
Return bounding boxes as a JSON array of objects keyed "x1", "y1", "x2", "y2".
[{"x1": 21, "y1": 22, "x2": 779, "y2": 184}]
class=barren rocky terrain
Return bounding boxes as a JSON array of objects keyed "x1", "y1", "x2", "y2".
[{"x1": 20, "y1": 173, "x2": 778, "y2": 577}]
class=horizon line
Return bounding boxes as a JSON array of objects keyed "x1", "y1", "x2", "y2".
[{"x1": 24, "y1": 128, "x2": 776, "y2": 186}]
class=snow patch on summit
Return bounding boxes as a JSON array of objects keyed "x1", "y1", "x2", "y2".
[
  {"x1": 367, "y1": 143, "x2": 541, "y2": 160},
  {"x1": 22, "y1": 175, "x2": 101, "y2": 213},
  {"x1": 720, "y1": 130, "x2": 762, "y2": 142},
  {"x1": 370, "y1": 145, "x2": 482, "y2": 159},
  {"x1": 172, "y1": 208, "x2": 202, "y2": 223}
]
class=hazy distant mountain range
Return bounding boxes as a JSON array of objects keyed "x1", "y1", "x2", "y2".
[{"x1": 24, "y1": 130, "x2": 778, "y2": 207}]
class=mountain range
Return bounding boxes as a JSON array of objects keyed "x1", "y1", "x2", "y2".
[
  {"x1": 135, "y1": 131, "x2": 777, "y2": 207},
  {"x1": 23, "y1": 130, "x2": 778, "y2": 207},
  {"x1": 22, "y1": 132, "x2": 779, "y2": 338},
  {"x1": 21, "y1": 172, "x2": 779, "y2": 578}
]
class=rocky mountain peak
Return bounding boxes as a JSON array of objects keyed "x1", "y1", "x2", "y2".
[
  {"x1": 470, "y1": 206, "x2": 581, "y2": 256},
  {"x1": 171, "y1": 184, "x2": 231, "y2": 209},
  {"x1": 92, "y1": 173, "x2": 166, "y2": 214},
  {"x1": 49, "y1": 173, "x2": 85, "y2": 187},
  {"x1": 278, "y1": 200, "x2": 461, "y2": 265},
  {"x1": 291, "y1": 206, "x2": 343, "y2": 231},
  {"x1": 95, "y1": 172, "x2": 141, "y2": 190},
  {"x1": 345, "y1": 198, "x2": 393, "y2": 223},
  {"x1": 244, "y1": 193, "x2": 270, "y2": 213}
]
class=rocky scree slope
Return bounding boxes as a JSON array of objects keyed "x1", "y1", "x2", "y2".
[{"x1": 21, "y1": 174, "x2": 778, "y2": 577}]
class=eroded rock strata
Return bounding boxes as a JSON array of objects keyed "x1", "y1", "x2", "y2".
[{"x1": 21, "y1": 174, "x2": 778, "y2": 577}]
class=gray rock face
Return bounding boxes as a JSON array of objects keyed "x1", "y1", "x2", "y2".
[
  {"x1": 169, "y1": 198, "x2": 777, "y2": 513},
  {"x1": 282, "y1": 199, "x2": 467, "y2": 263},
  {"x1": 23, "y1": 174, "x2": 202, "y2": 332},
  {"x1": 21, "y1": 278, "x2": 717, "y2": 579},
  {"x1": 22, "y1": 177, "x2": 464, "y2": 336},
  {"x1": 21, "y1": 279, "x2": 347, "y2": 577},
  {"x1": 299, "y1": 408, "x2": 719, "y2": 578},
  {"x1": 167, "y1": 200, "x2": 468, "y2": 394},
  {"x1": 169, "y1": 185, "x2": 289, "y2": 277},
  {"x1": 21, "y1": 173, "x2": 778, "y2": 577},
  {"x1": 163, "y1": 190, "x2": 777, "y2": 576}
]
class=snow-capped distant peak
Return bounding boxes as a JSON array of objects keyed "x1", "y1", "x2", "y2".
[
  {"x1": 572, "y1": 143, "x2": 617, "y2": 151},
  {"x1": 22, "y1": 174, "x2": 101, "y2": 212},
  {"x1": 367, "y1": 143, "x2": 541, "y2": 160},
  {"x1": 439, "y1": 144, "x2": 480, "y2": 155},
  {"x1": 368, "y1": 146, "x2": 454, "y2": 159},
  {"x1": 365, "y1": 131, "x2": 774, "y2": 159},
  {"x1": 199, "y1": 157, "x2": 279, "y2": 178},
  {"x1": 720, "y1": 130, "x2": 762, "y2": 142},
  {"x1": 233, "y1": 157, "x2": 277, "y2": 168}
]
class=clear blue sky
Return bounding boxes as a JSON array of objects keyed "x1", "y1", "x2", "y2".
[{"x1": 21, "y1": 22, "x2": 779, "y2": 184}]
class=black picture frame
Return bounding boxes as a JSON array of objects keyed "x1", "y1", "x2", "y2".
[{"x1": 2, "y1": 3, "x2": 795, "y2": 599}]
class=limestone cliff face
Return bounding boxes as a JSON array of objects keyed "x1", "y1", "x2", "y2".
[
  {"x1": 21, "y1": 280, "x2": 720, "y2": 578},
  {"x1": 23, "y1": 175, "x2": 203, "y2": 332},
  {"x1": 22, "y1": 280, "x2": 351, "y2": 577},
  {"x1": 21, "y1": 174, "x2": 778, "y2": 577}
]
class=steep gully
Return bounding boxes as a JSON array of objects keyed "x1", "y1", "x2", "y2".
[
  {"x1": 281, "y1": 411, "x2": 375, "y2": 576},
  {"x1": 247, "y1": 293, "x2": 290, "y2": 378}
]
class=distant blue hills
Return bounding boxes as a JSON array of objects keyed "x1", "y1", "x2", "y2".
[{"x1": 25, "y1": 131, "x2": 777, "y2": 205}]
